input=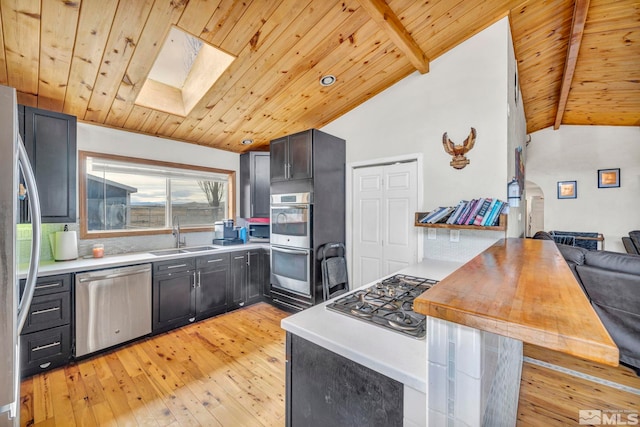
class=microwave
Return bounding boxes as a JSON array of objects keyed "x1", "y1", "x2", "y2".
[{"x1": 248, "y1": 223, "x2": 270, "y2": 240}]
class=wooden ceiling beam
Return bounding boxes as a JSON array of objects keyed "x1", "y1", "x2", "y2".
[
  {"x1": 554, "y1": 0, "x2": 590, "y2": 130},
  {"x1": 356, "y1": 0, "x2": 429, "y2": 74}
]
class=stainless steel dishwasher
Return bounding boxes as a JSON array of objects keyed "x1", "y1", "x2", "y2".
[{"x1": 75, "y1": 264, "x2": 152, "y2": 357}]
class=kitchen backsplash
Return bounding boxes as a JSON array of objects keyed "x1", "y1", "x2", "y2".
[
  {"x1": 423, "y1": 229, "x2": 504, "y2": 263},
  {"x1": 17, "y1": 222, "x2": 216, "y2": 262}
]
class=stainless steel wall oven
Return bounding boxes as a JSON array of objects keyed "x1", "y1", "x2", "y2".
[
  {"x1": 270, "y1": 245, "x2": 313, "y2": 297},
  {"x1": 270, "y1": 192, "x2": 312, "y2": 248}
]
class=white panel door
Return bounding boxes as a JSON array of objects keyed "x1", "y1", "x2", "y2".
[
  {"x1": 353, "y1": 167, "x2": 384, "y2": 287},
  {"x1": 352, "y1": 161, "x2": 418, "y2": 287}
]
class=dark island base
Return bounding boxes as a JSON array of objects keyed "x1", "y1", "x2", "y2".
[{"x1": 286, "y1": 332, "x2": 403, "y2": 427}]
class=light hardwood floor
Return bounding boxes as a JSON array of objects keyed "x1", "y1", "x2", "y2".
[
  {"x1": 20, "y1": 303, "x2": 289, "y2": 427},
  {"x1": 20, "y1": 302, "x2": 639, "y2": 426}
]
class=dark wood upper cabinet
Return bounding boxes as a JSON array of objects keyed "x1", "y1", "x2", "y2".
[
  {"x1": 269, "y1": 131, "x2": 312, "y2": 182},
  {"x1": 20, "y1": 106, "x2": 77, "y2": 223},
  {"x1": 240, "y1": 151, "x2": 270, "y2": 218}
]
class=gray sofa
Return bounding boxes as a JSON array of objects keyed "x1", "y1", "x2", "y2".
[{"x1": 555, "y1": 243, "x2": 640, "y2": 373}]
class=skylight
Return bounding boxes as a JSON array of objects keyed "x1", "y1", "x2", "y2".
[{"x1": 136, "y1": 27, "x2": 235, "y2": 117}]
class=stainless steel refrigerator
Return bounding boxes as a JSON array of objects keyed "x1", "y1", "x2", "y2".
[{"x1": 0, "y1": 85, "x2": 42, "y2": 426}]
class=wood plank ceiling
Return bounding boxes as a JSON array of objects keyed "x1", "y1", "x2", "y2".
[{"x1": 0, "y1": 0, "x2": 637, "y2": 153}]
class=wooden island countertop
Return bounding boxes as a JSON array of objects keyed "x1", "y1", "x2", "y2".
[{"x1": 414, "y1": 238, "x2": 619, "y2": 366}]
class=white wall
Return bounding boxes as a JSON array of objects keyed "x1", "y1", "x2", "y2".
[
  {"x1": 323, "y1": 17, "x2": 524, "y2": 262},
  {"x1": 527, "y1": 125, "x2": 640, "y2": 253},
  {"x1": 78, "y1": 123, "x2": 239, "y2": 177}
]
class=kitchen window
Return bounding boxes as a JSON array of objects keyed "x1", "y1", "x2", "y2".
[{"x1": 79, "y1": 151, "x2": 235, "y2": 238}]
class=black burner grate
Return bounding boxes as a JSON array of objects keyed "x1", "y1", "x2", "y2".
[{"x1": 326, "y1": 274, "x2": 438, "y2": 339}]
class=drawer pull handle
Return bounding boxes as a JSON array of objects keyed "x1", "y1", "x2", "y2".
[
  {"x1": 207, "y1": 259, "x2": 222, "y2": 263},
  {"x1": 167, "y1": 264, "x2": 187, "y2": 269},
  {"x1": 39, "y1": 362, "x2": 52, "y2": 369},
  {"x1": 36, "y1": 282, "x2": 62, "y2": 290},
  {"x1": 32, "y1": 306, "x2": 60, "y2": 315},
  {"x1": 32, "y1": 341, "x2": 60, "y2": 352},
  {"x1": 234, "y1": 256, "x2": 244, "y2": 260}
]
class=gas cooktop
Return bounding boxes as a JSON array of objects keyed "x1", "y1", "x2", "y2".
[{"x1": 325, "y1": 274, "x2": 438, "y2": 339}]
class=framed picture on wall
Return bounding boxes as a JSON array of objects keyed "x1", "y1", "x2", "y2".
[
  {"x1": 557, "y1": 181, "x2": 577, "y2": 199},
  {"x1": 598, "y1": 168, "x2": 620, "y2": 188}
]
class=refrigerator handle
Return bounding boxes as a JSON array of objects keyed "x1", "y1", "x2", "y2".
[{"x1": 16, "y1": 135, "x2": 41, "y2": 334}]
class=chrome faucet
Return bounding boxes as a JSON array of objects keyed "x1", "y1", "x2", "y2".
[{"x1": 172, "y1": 216, "x2": 186, "y2": 248}]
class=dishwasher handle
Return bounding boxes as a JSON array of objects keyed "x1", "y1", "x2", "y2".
[{"x1": 78, "y1": 267, "x2": 151, "y2": 283}]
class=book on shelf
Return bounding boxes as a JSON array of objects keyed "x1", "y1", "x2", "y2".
[
  {"x1": 427, "y1": 207, "x2": 455, "y2": 223},
  {"x1": 465, "y1": 198, "x2": 485, "y2": 225},
  {"x1": 455, "y1": 199, "x2": 476, "y2": 225},
  {"x1": 483, "y1": 200, "x2": 504, "y2": 226},
  {"x1": 472, "y1": 198, "x2": 493, "y2": 226},
  {"x1": 420, "y1": 207, "x2": 447, "y2": 223}
]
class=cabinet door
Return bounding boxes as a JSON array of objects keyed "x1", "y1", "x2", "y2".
[
  {"x1": 152, "y1": 270, "x2": 196, "y2": 332},
  {"x1": 252, "y1": 153, "x2": 271, "y2": 217},
  {"x1": 270, "y1": 137, "x2": 288, "y2": 182},
  {"x1": 247, "y1": 250, "x2": 261, "y2": 304},
  {"x1": 288, "y1": 131, "x2": 313, "y2": 180},
  {"x1": 262, "y1": 250, "x2": 271, "y2": 298},
  {"x1": 23, "y1": 107, "x2": 77, "y2": 223},
  {"x1": 20, "y1": 324, "x2": 71, "y2": 378},
  {"x1": 230, "y1": 253, "x2": 247, "y2": 308},
  {"x1": 197, "y1": 263, "x2": 229, "y2": 318}
]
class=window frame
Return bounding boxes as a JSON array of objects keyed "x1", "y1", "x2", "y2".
[{"x1": 79, "y1": 151, "x2": 235, "y2": 239}]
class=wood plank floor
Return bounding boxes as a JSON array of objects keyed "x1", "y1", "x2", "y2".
[
  {"x1": 21, "y1": 302, "x2": 639, "y2": 426},
  {"x1": 20, "y1": 303, "x2": 289, "y2": 427}
]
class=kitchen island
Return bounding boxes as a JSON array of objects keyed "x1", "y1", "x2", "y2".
[
  {"x1": 280, "y1": 258, "x2": 464, "y2": 427},
  {"x1": 281, "y1": 238, "x2": 620, "y2": 427},
  {"x1": 414, "y1": 238, "x2": 619, "y2": 426}
]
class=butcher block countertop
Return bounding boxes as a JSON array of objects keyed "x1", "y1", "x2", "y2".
[{"x1": 414, "y1": 238, "x2": 620, "y2": 367}]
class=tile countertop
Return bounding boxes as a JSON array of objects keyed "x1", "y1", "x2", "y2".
[
  {"x1": 280, "y1": 258, "x2": 465, "y2": 393},
  {"x1": 19, "y1": 242, "x2": 271, "y2": 279}
]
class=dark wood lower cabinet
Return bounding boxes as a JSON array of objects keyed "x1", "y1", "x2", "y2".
[
  {"x1": 153, "y1": 249, "x2": 270, "y2": 334},
  {"x1": 19, "y1": 273, "x2": 72, "y2": 378},
  {"x1": 196, "y1": 253, "x2": 230, "y2": 318},
  {"x1": 286, "y1": 333, "x2": 403, "y2": 427},
  {"x1": 152, "y1": 258, "x2": 196, "y2": 333}
]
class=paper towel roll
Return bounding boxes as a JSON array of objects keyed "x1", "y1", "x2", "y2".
[{"x1": 54, "y1": 230, "x2": 78, "y2": 261}]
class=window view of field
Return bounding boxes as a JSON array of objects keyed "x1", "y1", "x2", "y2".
[{"x1": 87, "y1": 172, "x2": 227, "y2": 231}]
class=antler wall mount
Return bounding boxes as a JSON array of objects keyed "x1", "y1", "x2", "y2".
[{"x1": 442, "y1": 127, "x2": 477, "y2": 169}]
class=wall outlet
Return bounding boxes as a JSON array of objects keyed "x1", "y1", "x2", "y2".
[
  {"x1": 428, "y1": 228, "x2": 437, "y2": 240},
  {"x1": 450, "y1": 229, "x2": 460, "y2": 242}
]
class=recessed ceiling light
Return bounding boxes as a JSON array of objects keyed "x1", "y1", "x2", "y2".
[
  {"x1": 319, "y1": 75, "x2": 336, "y2": 87},
  {"x1": 241, "y1": 139, "x2": 254, "y2": 145}
]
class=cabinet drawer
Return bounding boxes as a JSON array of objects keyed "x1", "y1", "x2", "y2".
[
  {"x1": 20, "y1": 324, "x2": 71, "y2": 377},
  {"x1": 196, "y1": 252, "x2": 230, "y2": 269},
  {"x1": 153, "y1": 258, "x2": 195, "y2": 275},
  {"x1": 21, "y1": 292, "x2": 71, "y2": 334},
  {"x1": 20, "y1": 273, "x2": 71, "y2": 297}
]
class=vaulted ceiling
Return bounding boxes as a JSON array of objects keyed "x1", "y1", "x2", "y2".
[{"x1": 0, "y1": 0, "x2": 637, "y2": 153}]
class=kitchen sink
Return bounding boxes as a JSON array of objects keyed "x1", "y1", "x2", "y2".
[
  {"x1": 149, "y1": 248, "x2": 186, "y2": 256},
  {"x1": 181, "y1": 245, "x2": 217, "y2": 252},
  {"x1": 148, "y1": 246, "x2": 217, "y2": 256}
]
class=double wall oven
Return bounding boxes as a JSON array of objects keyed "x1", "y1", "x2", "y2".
[{"x1": 270, "y1": 193, "x2": 314, "y2": 307}]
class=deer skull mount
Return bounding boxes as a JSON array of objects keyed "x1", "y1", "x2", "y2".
[{"x1": 442, "y1": 127, "x2": 477, "y2": 170}]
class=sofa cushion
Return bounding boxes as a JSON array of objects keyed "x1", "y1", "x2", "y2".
[
  {"x1": 584, "y1": 250, "x2": 640, "y2": 276},
  {"x1": 630, "y1": 230, "x2": 640, "y2": 252},
  {"x1": 592, "y1": 304, "x2": 640, "y2": 370},
  {"x1": 622, "y1": 237, "x2": 640, "y2": 255},
  {"x1": 557, "y1": 244, "x2": 587, "y2": 266}
]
